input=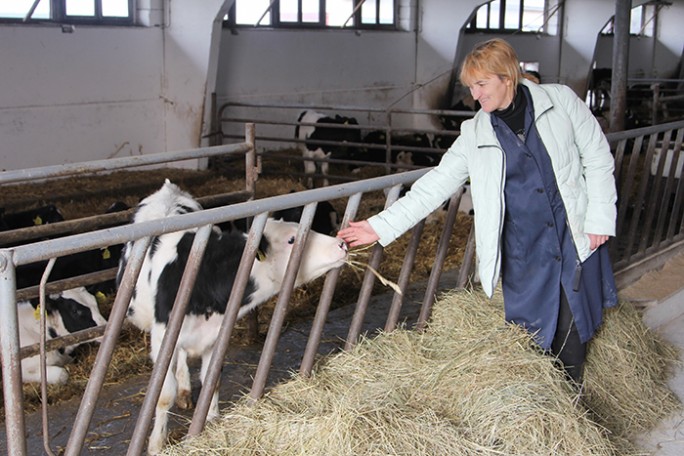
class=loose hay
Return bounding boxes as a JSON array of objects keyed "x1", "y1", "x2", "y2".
[
  {"x1": 584, "y1": 302, "x2": 681, "y2": 441},
  {"x1": 161, "y1": 289, "x2": 680, "y2": 456}
]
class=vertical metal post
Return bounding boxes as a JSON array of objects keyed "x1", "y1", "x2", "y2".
[
  {"x1": 299, "y1": 192, "x2": 362, "y2": 377},
  {"x1": 187, "y1": 213, "x2": 268, "y2": 435},
  {"x1": 417, "y1": 189, "x2": 464, "y2": 330},
  {"x1": 245, "y1": 122, "x2": 258, "y2": 196},
  {"x1": 0, "y1": 250, "x2": 27, "y2": 456},
  {"x1": 609, "y1": 0, "x2": 632, "y2": 133},
  {"x1": 384, "y1": 220, "x2": 424, "y2": 332},
  {"x1": 345, "y1": 184, "x2": 402, "y2": 350},
  {"x1": 249, "y1": 204, "x2": 319, "y2": 400},
  {"x1": 65, "y1": 237, "x2": 151, "y2": 456},
  {"x1": 126, "y1": 226, "x2": 212, "y2": 456}
]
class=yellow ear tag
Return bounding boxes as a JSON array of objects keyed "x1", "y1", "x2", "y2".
[
  {"x1": 33, "y1": 215, "x2": 43, "y2": 225},
  {"x1": 95, "y1": 291, "x2": 107, "y2": 305},
  {"x1": 256, "y1": 249, "x2": 266, "y2": 262},
  {"x1": 33, "y1": 305, "x2": 41, "y2": 321},
  {"x1": 101, "y1": 247, "x2": 111, "y2": 260}
]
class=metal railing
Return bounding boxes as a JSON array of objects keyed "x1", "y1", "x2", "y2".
[
  {"x1": 1, "y1": 119, "x2": 683, "y2": 455},
  {"x1": 608, "y1": 119, "x2": 684, "y2": 287}
]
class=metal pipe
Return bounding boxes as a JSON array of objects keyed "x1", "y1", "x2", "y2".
[
  {"x1": 64, "y1": 237, "x2": 151, "y2": 456},
  {"x1": 0, "y1": 143, "x2": 250, "y2": 186},
  {"x1": 0, "y1": 250, "x2": 27, "y2": 456},
  {"x1": 249, "y1": 203, "x2": 320, "y2": 400},
  {"x1": 385, "y1": 219, "x2": 424, "y2": 332},
  {"x1": 608, "y1": 0, "x2": 631, "y2": 133},
  {"x1": 38, "y1": 258, "x2": 58, "y2": 456},
  {"x1": 9, "y1": 169, "x2": 428, "y2": 268},
  {"x1": 417, "y1": 189, "x2": 463, "y2": 331},
  {"x1": 299, "y1": 192, "x2": 362, "y2": 377},
  {"x1": 187, "y1": 212, "x2": 268, "y2": 436},
  {"x1": 0, "y1": 190, "x2": 252, "y2": 247},
  {"x1": 345, "y1": 184, "x2": 402, "y2": 350},
  {"x1": 126, "y1": 225, "x2": 212, "y2": 456}
]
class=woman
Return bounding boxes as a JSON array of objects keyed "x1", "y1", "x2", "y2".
[{"x1": 338, "y1": 38, "x2": 618, "y2": 383}]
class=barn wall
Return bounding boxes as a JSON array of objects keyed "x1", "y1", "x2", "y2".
[
  {"x1": 0, "y1": 25, "x2": 165, "y2": 171},
  {"x1": 1, "y1": 0, "x2": 683, "y2": 171},
  {"x1": 0, "y1": 0, "x2": 229, "y2": 172}
]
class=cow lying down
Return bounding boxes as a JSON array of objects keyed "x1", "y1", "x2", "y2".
[
  {"x1": 117, "y1": 180, "x2": 348, "y2": 455},
  {"x1": 19, "y1": 287, "x2": 107, "y2": 385}
]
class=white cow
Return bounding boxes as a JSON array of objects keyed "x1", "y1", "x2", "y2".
[{"x1": 117, "y1": 180, "x2": 348, "y2": 455}]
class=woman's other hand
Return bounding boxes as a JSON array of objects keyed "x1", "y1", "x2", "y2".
[{"x1": 588, "y1": 233, "x2": 609, "y2": 250}]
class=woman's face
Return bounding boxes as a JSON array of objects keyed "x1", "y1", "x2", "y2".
[{"x1": 467, "y1": 74, "x2": 514, "y2": 113}]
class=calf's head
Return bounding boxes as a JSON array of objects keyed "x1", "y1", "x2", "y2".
[
  {"x1": 43, "y1": 287, "x2": 108, "y2": 354},
  {"x1": 255, "y1": 219, "x2": 348, "y2": 289}
]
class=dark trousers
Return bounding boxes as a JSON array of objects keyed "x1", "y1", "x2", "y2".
[{"x1": 551, "y1": 289, "x2": 587, "y2": 383}]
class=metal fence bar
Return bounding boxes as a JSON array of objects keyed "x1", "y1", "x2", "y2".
[
  {"x1": 0, "y1": 143, "x2": 251, "y2": 186},
  {"x1": 299, "y1": 192, "x2": 362, "y2": 377},
  {"x1": 344, "y1": 184, "x2": 403, "y2": 350},
  {"x1": 64, "y1": 236, "x2": 151, "y2": 456},
  {"x1": 653, "y1": 129, "x2": 683, "y2": 248},
  {"x1": 249, "y1": 203, "x2": 319, "y2": 401},
  {"x1": 0, "y1": 250, "x2": 26, "y2": 456},
  {"x1": 417, "y1": 189, "x2": 464, "y2": 331},
  {"x1": 126, "y1": 224, "x2": 213, "y2": 456},
  {"x1": 188, "y1": 212, "x2": 269, "y2": 436},
  {"x1": 385, "y1": 219, "x2": 425, "y2": 332}
]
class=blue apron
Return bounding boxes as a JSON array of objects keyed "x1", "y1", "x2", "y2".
[{"x1": 492, "y1": 86, "x2": 617, "y2": 350}]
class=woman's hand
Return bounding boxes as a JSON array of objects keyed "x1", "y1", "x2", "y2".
[
  {"x1": 588, "y1": 233, "x2": 609, "y2": 250},
  {"x1": 338, "y1": 220, "x2": 380, "y2": 247}
]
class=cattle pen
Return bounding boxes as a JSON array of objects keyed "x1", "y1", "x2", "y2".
[{"x1": 1, "y1": 119, "x2": 684, "y2": 455}]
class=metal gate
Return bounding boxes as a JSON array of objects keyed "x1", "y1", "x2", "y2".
[{"x1": 1, "y1": 120, "x2": 683, "y2": 455}]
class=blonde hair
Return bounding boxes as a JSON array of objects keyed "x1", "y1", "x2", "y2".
[{"x1": 459, "y1": 38, "x2": 521, "y2": 87}]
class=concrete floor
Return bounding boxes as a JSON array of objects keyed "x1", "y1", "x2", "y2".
[{"x1": 627, "y1": 254, "x2": 684, "y2": 455}]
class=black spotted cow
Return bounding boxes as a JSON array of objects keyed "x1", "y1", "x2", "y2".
[
  {"x1": 117, "y1": 180, "x2": 348, "y2": 455},
  {"x1": 359, "y1": 130, "x2": 440, "y2": 170},
  {"x1": 0, "y1": 204, "x2": 65, "y2": 232},
  {"x1": 295, "y1": 110, "x2": 361, "y2": 188},
  {"x1": 433, "y1": 94, "x2": 478, "y2": 151},
  {"x1": 271, "y1": 192, "x2": 339, "y2": 236},
  {"x1": 18, "y1": 287, "x2": 107, "y2": 384},
  {"x1": 12, "y1": 202, "x2": 129, "y2": 296}
]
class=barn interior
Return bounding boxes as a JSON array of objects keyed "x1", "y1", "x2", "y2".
[{"x1": 1, "y1": 1, "x2": 684, "y2": 455}]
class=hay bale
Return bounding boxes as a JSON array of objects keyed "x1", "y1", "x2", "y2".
[
  {"x1": 162, "y1": 288, "x2": 679, "y2": 455},
  {"x1": 584, "y1": 302, "x2": 681, "y2": 440}
]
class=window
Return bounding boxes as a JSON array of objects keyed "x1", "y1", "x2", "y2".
[
  {"x1": 225, "y1": 0, "x2": 395, "y2": 29},
  {"x1": 0, "y1": 0, "x2": 134, "y2": 25},
  {"x1": 466, "y1": 0, "x2": 560, "y2": 35},
  {"x1": 600, "y1": 3, "x2": 656, "y2": 37}
]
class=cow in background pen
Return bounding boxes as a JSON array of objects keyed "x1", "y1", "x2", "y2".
[{"x1": 295, "y1": 110, "x2": 362, "y2": 188}]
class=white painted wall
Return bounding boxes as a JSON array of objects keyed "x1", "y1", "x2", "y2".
[
  {"x1": 0, "y1": 0, "x2": 682, "y2": 172},
  {"x1": 0, "y1": 0, "x2": 229, "y2": 172},
  {"x1": 0, "y1": 25, "x2": 164, "y2": 171}
]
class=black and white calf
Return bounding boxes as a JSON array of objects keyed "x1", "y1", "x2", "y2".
[
  {"x1": 18, "y1": 287, "x2": 107, "y2": 384},
  {"x1": 359, "y1": 130, "x2": 440, "y2": 170},
  {"x1": 295, "y1": 110, "x2": 361, "y2": 188},
  {"x1": 117, "y1": 180, "x2": 348, "y2": 455},
  {"x1": 271, "y1": 192, "x2": 339, "y2": 236},
  {"x1": 0, "y1": 204, "x2": 65, "y2": 231}
]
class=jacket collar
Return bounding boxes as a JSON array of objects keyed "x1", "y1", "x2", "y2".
[{"x1": 471, "y1": 78, "x2": 554, "y2": 148}]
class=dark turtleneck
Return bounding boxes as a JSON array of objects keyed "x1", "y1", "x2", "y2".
[{"x1": 492, "y1": 85, "x2": 527, "y2": 139}]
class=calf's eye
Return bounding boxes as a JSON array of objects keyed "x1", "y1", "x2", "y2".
[{"x1": 288, "y1": 236, "x2": 296, "y2": 244}]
